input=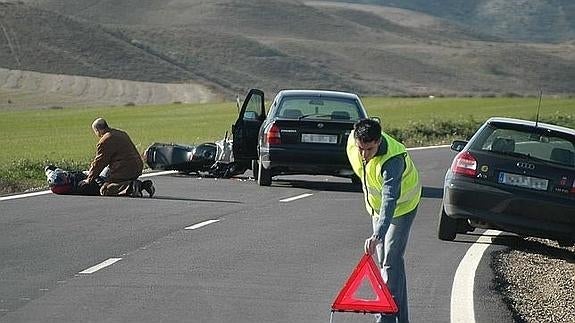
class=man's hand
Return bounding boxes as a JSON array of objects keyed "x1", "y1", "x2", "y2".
[{"x1": 364, "y1": 236, "x2": 380, "y2": 255}]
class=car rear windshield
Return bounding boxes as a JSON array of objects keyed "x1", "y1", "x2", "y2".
[
  {"x1": 275, "y1": 96, "x2": 363, "y2": 121},
  {"x1": 470, "y1": 123, "x2": 575, "y2": 168}
]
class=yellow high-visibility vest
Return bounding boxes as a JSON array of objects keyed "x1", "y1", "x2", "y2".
[{"x1": 347, "y1": 131, "x2": 421, "y2": 218}]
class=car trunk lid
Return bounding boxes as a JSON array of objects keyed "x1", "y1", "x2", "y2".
[
  {"x1": 272, "y1": 118, "x2": 354, "y2": 146},
  {"x1": 471, "y1": 150, "x2": 575, "y2": 199}
]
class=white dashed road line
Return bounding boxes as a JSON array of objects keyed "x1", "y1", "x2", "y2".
[
  {"x1": 279, "y1": 193, "x2": 313, "y2": 202},
  {"x1": 5, "y1": 147, "x2": 495, "y2": 322},
  {"x1": 185, "y1": 219, "x2": 220, "y2": 230},
  {"x1": 79, "y1": 258, "x2": 122, "y2": 274},
  {"x1": 451, "y1": 229, "x2": 502, "y2": 323}
]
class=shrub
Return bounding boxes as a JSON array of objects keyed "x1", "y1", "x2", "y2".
[
  {"x1": 386, "y1": 117, "x2": 482, "y2": 147},
  {"x1": 540, "y1": 113, "x2": 574, "y2": 129}
]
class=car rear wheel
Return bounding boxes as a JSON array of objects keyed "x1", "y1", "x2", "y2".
[
  {"x1": 438, "y1": 206, "x2": 457, "y2": 241},
  {"x1": 257, "y1": 158, "x2": 272, "y2": 186},
  {"x1": 251, "y1": 159, "x2": 259, "y2": 180},
  {"x1": 457, "y1": 219, "x2": 475, "y2": 234}
]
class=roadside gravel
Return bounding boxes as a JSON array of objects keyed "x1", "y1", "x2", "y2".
[{"x1": 492, "y1": 237, "x2": 575, "y2": 323}]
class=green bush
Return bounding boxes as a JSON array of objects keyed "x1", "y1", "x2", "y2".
[
  {"x1": 386, "y1": 117, "x2": 482, "y2": 147},
  {"x1": 385, "y1": 113, "x2": 574, "y2": 148},
  {"x1": 540, "y1": 113, "x2": 574, "y2": 129}
]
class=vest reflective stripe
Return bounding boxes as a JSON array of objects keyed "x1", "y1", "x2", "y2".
[
  {"x1": 347, "y1": 131, "x2": 421, "y2": 218},
  {"x1": 397, "y1": 161, "x2": 421, "y2": 205}
]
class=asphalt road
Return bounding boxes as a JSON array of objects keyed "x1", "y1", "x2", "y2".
[{"x1": 0, "y1": 147, "x2": 515, "y2": 322}]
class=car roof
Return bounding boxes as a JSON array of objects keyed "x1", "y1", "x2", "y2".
[
  {"x1": 486, "y1": 117, "x2": 575, "y2": 136},
  {"x1": 276, "y1": 89, "x2": 361, "y2": 100}
]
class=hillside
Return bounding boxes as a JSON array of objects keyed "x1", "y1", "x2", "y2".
[
  {"x1": 328, "y1": 0, "x2": 575, "y2": 43},
  {"x1": 27, "y1": 0, "x2": 575, "y2": 42},
  {"x1": 0, "y1": 68, "x2": 220, "y2": 109},
  {"x1": 2, "y1": 0, "x2": 574, "y2": 105}
]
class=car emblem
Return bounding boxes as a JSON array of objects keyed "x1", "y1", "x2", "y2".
[
  {"x1": 516, "y1": 162, "x2": 535, "y2": 170},
  {"x1": 317, "y1": 123, "x2": 324, "y2": 128},
  {"x1": 481, "y1": 165, "x2": 489, "y2": 172}
]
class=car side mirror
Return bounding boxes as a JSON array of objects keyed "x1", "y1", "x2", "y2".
[
  {"x1": 370, "y1": 116, "x2": 381, "y2": 123},
  {"x1": 451, "y1": 140, "x2": 467, "y2": 152}
]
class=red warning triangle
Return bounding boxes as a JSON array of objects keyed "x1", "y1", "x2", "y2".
[{"x1": 332, "y1": 254, "x2": 398, "y2": 314}]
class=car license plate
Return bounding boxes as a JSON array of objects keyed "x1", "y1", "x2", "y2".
[
  {"x1": 498, "y1": 172, "x2": 549, "y2": 191},
  {"x1": 301, "y1": 133, "x2": 338, "y2": 144}
]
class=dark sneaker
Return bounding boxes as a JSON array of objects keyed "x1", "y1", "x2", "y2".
[
  {"x1": 142, "y1": 180, "x2": 155, "y2": 198},
  {"x1": 130, "y1": 180, "x2": 143, "y2": 198}
]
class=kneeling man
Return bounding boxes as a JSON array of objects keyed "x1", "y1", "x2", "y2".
[{"x1": 79, "y1": 118, "x2": 154, "y2": 197}]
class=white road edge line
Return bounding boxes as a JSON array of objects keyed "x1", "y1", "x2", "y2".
[
  {"x1": 139, "y1": 170, "x2": 178, "y2": 178},
  {"x1": 79, "y1": 258, "x2": 122, "y2": 274},
  {"x1": 0, "y1": 171, "x2": 177, "y2": 202},
  {"x1": 0, "y1": 145, "x2": 452, "y2": 203},
  {"x1": 279, "y1": 193, "x2": 313, "y2": 202},
  {"x1": 1, "y1": 147, "x2": 450, "y2": 203},
  {"x1": 407, "y1": 144, "x2": 450, "y2": 151},
  {"x1": 185, "y1": 219, "x2": 220, "y2": 230},
  {"x1": 451, "y1": 229, "x2": 502, "y2": 323},
  {"x1": 0, "y1": 191, "x2": 51, "y2": 201}
]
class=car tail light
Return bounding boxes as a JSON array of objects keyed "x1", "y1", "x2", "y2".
[
  {"x1": 451, "y1": 151, "x2": 477, "y2": 177},
  {"x1": 265, "y1": 123, "x2": 281, "y2": 145}
]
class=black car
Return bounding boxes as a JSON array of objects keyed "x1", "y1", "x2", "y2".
[
  {"x1": 438, "y1": 117, "x2": 575, "y2": 246},
  {"x1": 231, "y1": 89, "x2": 369, "y2": 186}
]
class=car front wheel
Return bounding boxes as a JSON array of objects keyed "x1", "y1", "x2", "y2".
[
  {"x1": 438, "y1": 206, "x2": 457, "y2": 241},
  {"x1": 257, "y1": 158, "x2": 272, "y2": 186}
]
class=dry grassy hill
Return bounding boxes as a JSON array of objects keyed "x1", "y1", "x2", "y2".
[
  {"x1": 2, "y1": 0, "x2": 574, "y2": 107},
  {"x1": 0, "y1": 3, "x2": 201, "y2": 82},
  {"x1": 0, "y1": 67, "x2": 220, "y2": 109},
  {"x1": 327, "y1": 0, "x2": 575, "y2": 43}
]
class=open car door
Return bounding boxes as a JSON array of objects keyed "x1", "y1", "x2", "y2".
[{"x1": 232, "y1": 89, "x2": 265, "y2": 161}]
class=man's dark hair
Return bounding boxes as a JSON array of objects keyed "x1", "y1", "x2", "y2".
[{"x1": 353, "y1": 118, "x2": 381, "y2": 143}]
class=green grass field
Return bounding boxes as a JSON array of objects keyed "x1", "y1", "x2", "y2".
[
  {"x1": 0, "y1": 102, "x2": 239, "y2": 165},
  {"x1": 0, "y1": 97, "x2": 573, "y2": 193}
]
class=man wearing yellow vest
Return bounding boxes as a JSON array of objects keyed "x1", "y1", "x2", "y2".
[{"x1": 347, "y1": 118, "x2": 422, "y2": 323}]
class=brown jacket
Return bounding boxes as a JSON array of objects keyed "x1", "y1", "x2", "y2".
[{"x1": 87, "y1": 128, "x2": 143, "y2": 183}]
